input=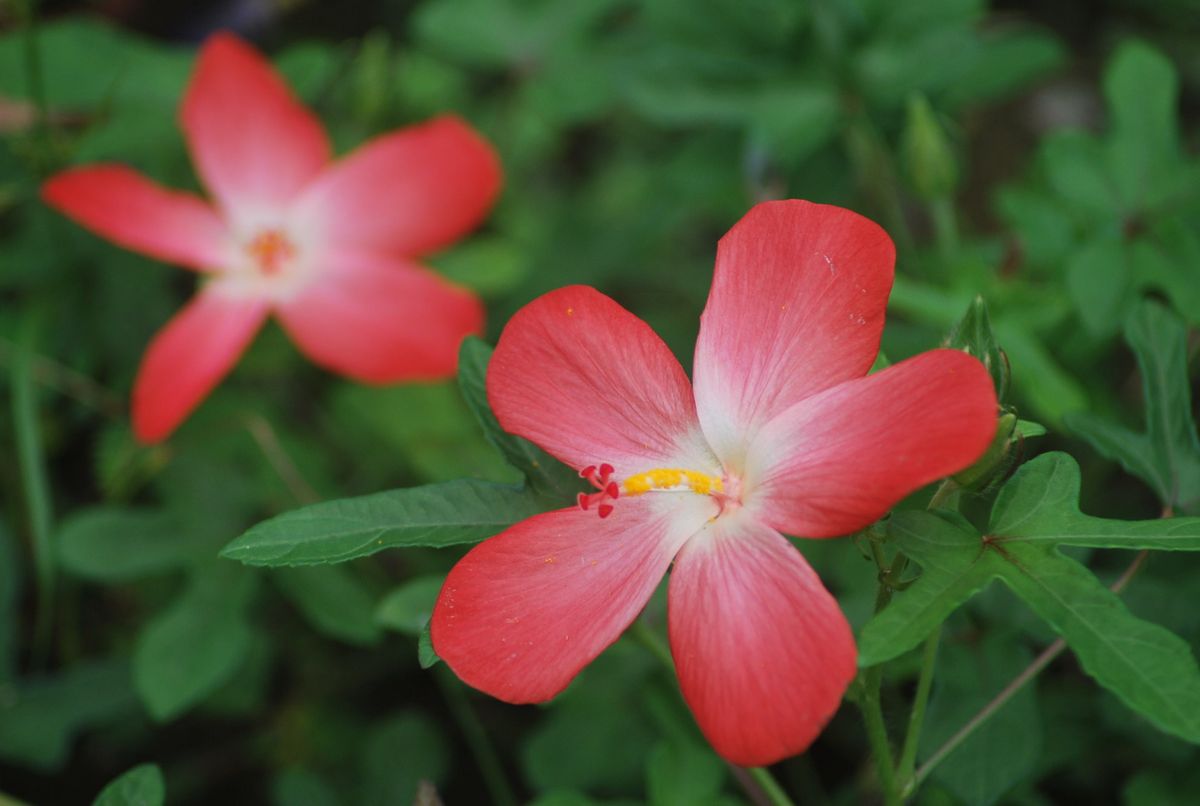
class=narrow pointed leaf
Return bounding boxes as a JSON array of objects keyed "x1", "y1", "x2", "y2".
[{"x1": 222, "y1": 480, "x2": 546, "y2": 566}]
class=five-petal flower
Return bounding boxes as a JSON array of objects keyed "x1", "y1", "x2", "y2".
[
  {"x1": 42, "y1": 33, "x2": 501, "y2": 442},
  {"x1": 431, "y1": 200, "x2": 999, "y2": 766}
]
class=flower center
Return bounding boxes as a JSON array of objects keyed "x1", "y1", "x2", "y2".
[
  {"x1": 577, "y1": 464, "x2": 732, "y2": 519},
  {"x1": 244, "y1": 229, "x2": 297, "y2": 277}
]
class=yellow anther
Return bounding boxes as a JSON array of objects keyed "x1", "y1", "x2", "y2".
[{"x1": 621, "y1": 468, "x2": 724, "y2": 497}]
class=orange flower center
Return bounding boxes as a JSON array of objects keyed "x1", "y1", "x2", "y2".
[{"x1": 245, "y1": 229, "x2": 297, "y2": 277}]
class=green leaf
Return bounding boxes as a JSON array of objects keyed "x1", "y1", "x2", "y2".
[
  {"x1": 222, "y1": 480, "x2": 547, "y2": 566},
  {"x1": 999, "y1": 541, "x2": 1200, "y2": 742},
  {"x1": 376, "y1": 576, "x2": 445, "y2": 636},
  {"x1": 133, "y1": 566, "x2": 257, "y2": 721},
  {"x1": 858, "y1": 512, "x2": 999, "y2": 666},
  {"x1": 0, "y1": 660, "x2": 138, "y2": 770},
  {"x1": 93, "y1": 764, "x2": 165, "y2": 806},
  {"x1": 862, "y1": 452, "x2": 1200, "y2": 743},
  {"x1": 1066, "y1": 235, "x2": 1131, "y2": 337},
  {"x1": 1016, "y1": 420, "x2": 1047, "y2": 438},
  {"x1": 418, "y1": 622, "x2": 441, "y2": 669},
  {"x1": 272, "y1": 769, "x2": 342, "y2": 806},
  {"x1": 457, "y1": 338, "x2": 582, "y2": 501},
  {"x1": 990, "y1": 453, "x2": 1200, "y2": 549},
  {"x1": 1103, "y1": 40, "x2": 1180, "y2": 206},
  {"x1": 271, "y1": 565, "x2": 381, "y2": 647},
  {"x1": 942, "y1": 295, "x2": 1008, "y2": 401},
  {"x1": 57, "y1": 507, "x2": 197, "y2": 581},
  {"x1": 646, "y1": 740, "x2": 730, "y2": 806},
  {"x1": 360, "y1": 712, "x2": 448, "y2": 806},
  {"x1": 920, "y1": 635, "x2": 1041, "y2": 806},
  {"x1": 1066, "y1": 299, "x2": 1200, "y2": 514}
]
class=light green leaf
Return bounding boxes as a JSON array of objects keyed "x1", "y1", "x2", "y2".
[
  {"x1": 222, "y1": 480, "x2": 546, "y2": 566},
  {"x1": 942, "y1": 295, "x2": 1008, "y2": 401},
  {"x1": 93, "y1": 764, "x2": 165, "y2": 806},
  {"x1": 1066, "y1": 299, "x2": 1200, "y2": 514},
  {"x1": 376, "y1": 576, "x2": 445, "y2": 637},
  {"x1": 1066, "y1": 234, "x2": 1130, "y2": 336},
  {"x1": 272, "y1": 565, "x2": 381, "y2": 646},
  {"x1": 1016, "y1": 419, "x2": 1047, "y2": 438},
  {"x1": 457, "y1": 338, "x2": 582, "y2": 501},
  {"x1": 0, "y1": 660, "x2": 138, "y2": 770},
  {"x1": 1104, "y1": 40, "x2": 1180, "y2": 205},
  {"x1": 57, "y1": 508, "x2": 197, "y2": 581},
  {"x1": 134, "y1": 566, "x2": 257, "y2": 721}
]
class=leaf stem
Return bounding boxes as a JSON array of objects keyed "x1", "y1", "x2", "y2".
[
  {"x1": 905, "y1": 549, "x2": 1149, "y2": 795},
  {"x1": 747, "y1": 766, "x2": 798, "y2": 806},
  {"x1": 244, "y1": 415, "x2": 320, "y2": 505},
  {"x1": 858, "y1": 664, "x2": 900, "y2": 805},
  {"x1": 433, "y1": 665, "x2": 518, "y2": 806}
]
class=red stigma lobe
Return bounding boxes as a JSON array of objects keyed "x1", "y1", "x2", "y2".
[{"x1": 578, "y1": 463, "x2": 619, "y2": 518}]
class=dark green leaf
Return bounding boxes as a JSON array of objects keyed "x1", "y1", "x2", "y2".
[
  {"x1": 1066, "y1": 299, "x2": 1200, "y2": 514},
  {"x1": 272, "y1": 769, "x2": 342, "y2": 806},
  {"x1": 360, "y1": 712, "x2": 448, "y2": 806},
  {"x1": 1066, "y1": 235, "x2": 1130, "y2": 337},
  {"x1": 646, "y1": 740, "x2": 730, "y2": 806},
  {"x1": 93, "y1": 764, "x2": 165, "y2": 806},
  {"x1": 0, "y1": 660, "x2": 138, "y2": 770},
  {"x1": 457, "y1": 338, "x2": 582, "y2": 501},
  {"x1": 272, "y1": 565, "x2": 381, "y2": 647},
  {"x1": 377, "y1": 576, "x2": 445, "y2": 637},
  {"x1": 133, "y1": 566, "x2": 257, "y2": 720},
  {"x1": 921, "y1": 635, "x2": 1041, "y2": 806},
  {"x1": 418, "y1": 623, "x2": 441, "y2": 669},
  {"x1": 223, "y1": 480, "x2": 546, "y2": 566}
]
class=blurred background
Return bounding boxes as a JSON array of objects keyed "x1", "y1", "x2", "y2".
[{"x1": 1, "y1": 0, "x2": 1199, "y2": 803}]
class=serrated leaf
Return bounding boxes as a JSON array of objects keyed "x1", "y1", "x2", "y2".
[
  {"x1": 457, "y1": 338, "x2": 581, "y2": 501},
  {"x1": 271, "y1": 565, "x2": 381, "y2": 647},
  {"x1": 93, "y1": 764, "x2": 165, "y2": 806},
  {"x1": 134, "y1": 566, "x2": 257, "y2": 721},
  {"x1": 57, "y1": 507, "x2": 197, "y2": 581},
  {"x1": 222, "y1": 480, "x2": 547, "y2": 567},
  {"x1": 377, "y1": 576, "x2": 445, "y2": 636},
  {"x1": 1066, "y1": 299, "x2": 1200, "y2": 514},
  {"x1": 0, "y1": 660, "x2": 138, "y2": 770}
]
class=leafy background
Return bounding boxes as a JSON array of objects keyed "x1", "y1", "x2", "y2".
[{"x1": 1, "y1": 0, "x2": 1199, "y2": 804}]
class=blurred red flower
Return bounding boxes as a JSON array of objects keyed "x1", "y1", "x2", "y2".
[
  {"x1": 43, "y1": 33, "x2": 501, "y2": 442},
  {"x1": 431, "y1": 200, "x2": 998, "y2": 766}
]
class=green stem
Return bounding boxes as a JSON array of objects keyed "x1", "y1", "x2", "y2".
[
  {"x1": 894, "y1": 626, "x2": 941, "y2": 789},
  {"x1": 926, "y1": 479, "x2": 958, "y2": 511},
  {"x1": 12, "y1": 330, "x2": 55, "y2": 669},
  {"x1": 433, "y1": 665, "x2": 518, "y2": 806},
  {"x1": 859, "y1": 664, "x2": 900, "y2": 805},
  {"x1": 630, "y1": 618, "x2": 796, "y2": 806},
  {"x1": 747, "y1": 766, "x2": 798, "y2": 806}
]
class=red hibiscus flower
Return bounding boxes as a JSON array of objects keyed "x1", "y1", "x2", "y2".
[
  {"x1": 42, "y1": 33, "x2": 500, "y2": 442},
  {"x1": 431, "y1": 200, "x2": 998, "y2": 766}
]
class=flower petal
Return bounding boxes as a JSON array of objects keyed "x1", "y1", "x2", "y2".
[
  {"x1": 181, "y1": 33, "x2": 330, "y2": 222},
  {"x1": 433, "y1": 494, "x2": 715, "y2": 703},
  {"x1": 132, "y1": 290, "x2": 268, "y2": 443},
  {"x1": 668, "y1": 514, "x2": 857, "y2": 766},
  {"x1": 747, "y1": 349, "x2": 998, "y2": 538},
  {"x1": 275, "y1": 250, "x2": 483, "y2": 382},
  {"x1": 42, "y1": 165, "x2": 229, "y2": 271},
  {"x1": 487, "y1": 285, "x2": 717, "y2": 477},
  {"x1": 693, "y1": 200, "x2": 895, "y2": 468},
  {"x1": 292, "y1": 115, "x2": 500, "y2": 257}
]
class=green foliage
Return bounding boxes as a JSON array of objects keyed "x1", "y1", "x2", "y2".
[
  {"x1": 222, "y1": 480, "x2": 547, "y2": 565},
  {"x1": 860, "y1": 453, "x2": 1200, "y2": 742},
  {"x1": 1067, "y1": 300, "x2": 1200, "y2": 515},
  {"x1": 92, "y1": 764, "x2": 165, "y2": 806}
]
